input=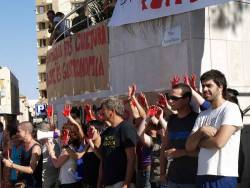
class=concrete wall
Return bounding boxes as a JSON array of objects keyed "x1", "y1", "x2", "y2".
[{"x1": 50, "y1": 1, "x2": 250, "y2": 127}]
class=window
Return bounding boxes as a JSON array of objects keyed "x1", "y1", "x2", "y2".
[{"x1": 40, "y1": 57, "x2": 46, "y2": 64}]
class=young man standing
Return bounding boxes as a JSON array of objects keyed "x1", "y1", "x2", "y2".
[
  {"x1": 186, "y1": 70, "x2": 243, "y2": 188},
  {"x1": 100, "y1": 97, "x2": 137, "y2": 188},
  {"x1": 161, "y1": 83, "x2": 198, "y2": 188}
]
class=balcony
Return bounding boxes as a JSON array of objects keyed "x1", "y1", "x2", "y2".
[
  {"x1": 38, "y1": 63, "x2": 46, "y2": 73},
  {"x1": 39, "y1": 81, "x2": 47, "y2": 91},
  {"x1": 36, "y1": 0, "x2": 52, "y2": 5},
  {"x1": 36, "y1": 13, "x2": 48, "y2": 23},
  {"x1": 37, "y1": 47, "x2": 49, "y2": 56},
  {"x1": 37, "y1": 29, "x2": 50, "y2": 39}
]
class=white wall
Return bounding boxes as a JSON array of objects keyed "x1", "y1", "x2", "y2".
[{"x1": 50, "y1": 1, "x2": 250, "y2": 126}]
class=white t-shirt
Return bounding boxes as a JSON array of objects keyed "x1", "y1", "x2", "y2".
[
  {"x1": 59, "y1": 149, "x2": 77, "y2": 184},
  {"x1": 192, "y1": 101, "x2": 243, "y2": 177}
]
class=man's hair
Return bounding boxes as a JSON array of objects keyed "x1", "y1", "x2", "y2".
[
  {"x1": 226, "y1": 88, "x2": 239, "y2": 105},
  {"x1": 19, "y1": 121, "x2": 34, "y2": 134},
  {"x1": 47, "y1": 10, "x2": 55, "y2": 16},
  {"x1": 200, "y1": 69, "x2": 227, "y2": 98},
  {"x1": 172, "y1": 83, "x2": 192, "y2": 102},
  {"x1": 101, "y1": 97, "x2": 124, "y2": 117}
]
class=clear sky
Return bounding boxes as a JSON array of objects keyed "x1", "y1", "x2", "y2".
[{"x1": 0, "y1": 1, "x2": 38, "y2": 99}]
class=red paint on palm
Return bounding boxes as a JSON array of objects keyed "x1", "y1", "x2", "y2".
[
  {"x1": 183, "y1": 75, "x2": 190, "y2": 85},
  {"x1": 47, "y1": 105, "x2": 53, "y2": 118},
  {"x1": 62, "y1": 105, "x2": 71, "y2": 117},
  {"x1": 84, "y1": 104, "x2": 96, "y2": 123},
  {"x1": 189, "y1": 74, "x2": 197, "y2": 91},
  {"x1": 150, "y1": 0, "x2": 163, "y2": 9},
  {"x1": 170, "y1": 75, "x2": 181, "y2": 88},
  {"x1": 61, "y1": 129, "x2": 70, "y2": 146},
  {"x1": 147, "y1": 106, "x2": 158, "y2": 117},
  {"x1": 158, "y1": 93, "x2": 167, "y2": 108},
  {"x1": 138, "y1": 93, "x2": 147, "y2": 107},
  {"x1": 87, "y1": 126, "x2": 95, "y2": 139}
]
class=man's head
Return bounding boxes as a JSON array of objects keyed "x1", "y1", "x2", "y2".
[
  {"x1": 200, "y1": 70, "x2": 227, "y2": 102},
  {"x1": 17, "y1": 121, "x2": 34, "y2": 141},
  {"x1": 101, "y1": 97, "x2": 124, "y2": 124},
  {"x1": 47, "y1": 10, "x2": 55, "y2": 22},
  {"x1": 168, "y1": 83, "x2": 192, "y2": 111}
]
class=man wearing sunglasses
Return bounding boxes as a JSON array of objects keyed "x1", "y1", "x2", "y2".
[
  {"x1": 161, "y1": 83, "x2": 198, "y2": 188},
  {"x1": 186, "y1": 70, "x2": 243, "y2": 188}
]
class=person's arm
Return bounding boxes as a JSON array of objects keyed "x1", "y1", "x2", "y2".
[
  {"x1": 160, "y1": 131, "x2": 168, "y2": 184},
  {"x1": 67, "y1": 114, "x2": 85, "y2": 139},
  {"x1": 137, "y1": 118, "x2": 152, "y2": 147},
  {"x1": 199, "y1": 125, "x2": 239, "y2": 149},
  {"x1": 66, "y1": 145, "x2": 90, "y2": 160},
  {"x1": 3, "y1": 145, "x2": 41, "y2": 174},
  {"x1": 158, "y1": 108, "x2": 168, "y2": 131},
  {"x1": 49, "y1": 148, "x2": 69, "y2": 168},
  {"x1": 46, "y1": 140, "x2": 69, "y2": 168},
  {"x1": 186, "y1": 126, "x2": 217, "y2": 152},
  {"x1": 123, "y1": 147, "x2": 136, "y2": 188}
]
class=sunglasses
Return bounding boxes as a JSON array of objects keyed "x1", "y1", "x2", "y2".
[{"x1": 168, "y1": 95, "x2": 185, "y2": 101}]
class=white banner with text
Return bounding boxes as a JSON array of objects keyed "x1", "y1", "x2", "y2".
[{"x1": 109, "y1": 0, "x2": 233, "y2": 26}]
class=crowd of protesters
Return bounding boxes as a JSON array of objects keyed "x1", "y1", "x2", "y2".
[{"x1": 1, "y1": 69, "x2": 249, "y2": 188}]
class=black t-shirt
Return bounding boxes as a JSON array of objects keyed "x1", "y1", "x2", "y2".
[
  {"x1": 101, "y1": 121, "x2": 137, "y2": 186},
  {"x1": 167, "y1": 111, "x2": 198, "y2": 184},
  {"x1": 82, "y1": 152, "x2": 100, "y2": 186}
]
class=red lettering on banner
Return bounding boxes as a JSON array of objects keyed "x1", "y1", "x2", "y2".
[
  {"x1": 141, "y1": 0, "x2": 148, "y2": 9},
  {"x1": 142, "y1": 0, "x2": 197, "y2": 10},
  {"x1": 75, "y1": 33, "x2": 81, "y2": 52},
  {"x1": 60, "y1": 55, "x2": 106, "y2": 81},
  {"x1": 175, "y1": 0, "x2": 182, "y2": 4},
  {"x1": 47, "y1": 67, "x2": 56, "y2": 86},
  {"x1": 101, "y1": 25, "x2": 107, "y2": 44},
  {"x1": 64, "y1": 38, "x2": 73, "y2": 57},
  {"x1": 99, "y1": 56, "x2": 104, "y2": 76},
  {"x1": 56, "y1": 63, "x2": 61, "y2": 82},
  {"x1": 150, "y1": 0, "x2": 163, "y2": 9},
  {"x1": 74, "y1": 24, "x2": 107, "y2": 52}
]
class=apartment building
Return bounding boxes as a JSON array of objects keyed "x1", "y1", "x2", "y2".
[{"x1": 35, "y1": 0, "x2": 84, "y2": 100}]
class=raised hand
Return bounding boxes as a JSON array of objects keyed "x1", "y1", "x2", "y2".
[
  {"x1": 138, "y1": 92, "x2": 149, "y2": 109},
  {"x1": 62, "y1": 104, "x2": 71, "y2": 117},
  {"x1": 47, "y1": 104, "x2": 53, "y2": 118},
  {"x1": 61, "y1": 129, "x2": 70, "y2": 146},
  {"x1": 147, "y1": 105, "x2": 161, "y2": 119},
  {"x1": 128, "y1": 84, "x2": 136, "y2": 99},
  {"x1": 157, "y1": 93, "x2": 168, "y2": 108},
  {"x1": 84, "y1": 104, "x2": 96, "y2": 123},
  {"x1": 170, "y1": 75, "x2": 181, "y2": 88},
  {"x1": 87, "y1": 125, "x2": 96, "y2": 139},
  {"x1": 183, "y1": 75, "x2": 190, "y2": 85},
  {"x1": 189, "y1": 73, "x2": 198, "y2": 91}
]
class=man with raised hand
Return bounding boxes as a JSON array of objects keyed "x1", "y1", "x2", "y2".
[{"x1": 186, "y1": 70, "x2": 243, "y2": 188}]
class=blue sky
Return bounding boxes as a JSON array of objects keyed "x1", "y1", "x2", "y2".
[{"x1": 0, "y1": 1, "x2": 38, "y2": 99}]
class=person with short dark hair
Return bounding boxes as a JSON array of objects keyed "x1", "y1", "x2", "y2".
[
  {"x1": 186, "y1": 69, "x2": 243, "y2": 188},
  {"x1": 71, "y1": 6, "x2": 91, "y2": 33},
  {"x1": 161, "y1": 83, "x2": 198, "y2": 188}
]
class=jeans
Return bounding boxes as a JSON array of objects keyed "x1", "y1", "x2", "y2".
[{"x1": 136, "y1": 170, "x2": 151, "y2": 188}]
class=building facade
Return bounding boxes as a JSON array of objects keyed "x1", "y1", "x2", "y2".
[{"x1": 35, "y1": 0, "x2": 84, "y2": 100}]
